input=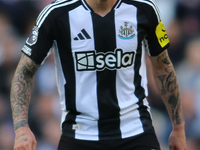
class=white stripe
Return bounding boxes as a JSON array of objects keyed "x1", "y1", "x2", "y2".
[
  {"x1": 36, "y1": 0, "x2": 79, "y2": 28},
  {"x1": 140, "y1": 44, "x2": 148, "y2": 96},
  {"x1": 61, "y1": 111, "x2": 68, "y2": 127},
  {"x1": 131, "y1": 0, "x2": 161, "y2": 22},
  {"x1": 143, "y1": 39, "x2": 150, "y2": 56},
  {"x1": 144, "y1": 0, "x2": 161, "y2": 21},
  {"x1": 81, "y1": 0, "x2": 90, "y2": 11},
  {"x1": 147, "y1": 0, "x2": 161, "y2": 20},
  {"x1": 120, "y1": 108, "x2": 144, "y2": 138},
  {"x1": 69, "y1": 5, "x2": 99, "y2": 140},
  {"x1": 115, "y1": 3, "x2": 145, "y2": 138},
  {"x1": 114, "y1": 0, "x2": 122, "y2": 10},
  {"x1": 36, "y1": 0, "x2": 66, "y2": 24},
  {"x1": 53, "y1": 41, "x2": 67, "y2": 111},
  {"x1": 143, "y1": 98, "x2": 152, "y2": 118}
]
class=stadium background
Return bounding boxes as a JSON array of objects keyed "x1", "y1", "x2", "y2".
[{"x1": 0, "y1": 0, "x2": 200, "y2": 149}]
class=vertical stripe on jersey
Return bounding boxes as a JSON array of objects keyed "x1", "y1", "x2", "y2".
[
  {"x1": 115, "y1": 3, "x2": 144, "y2": 138},
  {"x1": 57, "y1": 4, "x2": 81, "y2": 138},
  {"x1": 53, "y1": 41, "x2": 66, "y2": 111},
  {"x1": 135, "y1": 7, "x2": 152, "y2": 131},
  {"x1": 69, "y1": 5, "x2": 99, "y2": 140},
  {"x1": 92, "y1": 12, "x2": 121, "y2": 140},
  {"x1": 53, "y1": 41, "x2": 78, "y2": 140}
]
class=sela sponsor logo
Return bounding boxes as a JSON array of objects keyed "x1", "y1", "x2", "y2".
[
  {"x1": 22, "y1": 45, "x2": 32, "y2": 56},
  {"x1": 118, "y1": 22, "x2": 135, "y2": 40},
  {"x1": 155, "y1": 21, "x2": 170, "y2": 48},
  {"x1": 26, "y1": 26, "x2": 39, "y2": 46},
  {"x1": 75, "y1": 49, "x2": 135, "y2": 71}
]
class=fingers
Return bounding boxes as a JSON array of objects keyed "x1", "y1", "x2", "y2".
[
  {"x1": 14, "y1": 138, "x2": 37, "y2": 150},
  {"x1": 169, "y1": 145, "x2": 186, "y2": 150},
  {"x1": 32, "y1": 140, "x2": 37, "y2": 150},
  {"x1": 169, "y1": 146, "x2": 174, "y2": 150},
  {"x1": 32, "y1": 144, "x2": 37, "y2": 150},
  {"x1": 14, "y1": 144, "x2": 35, "y2": 150},
  {"x1": 14, "y1": 141, "x2": 37, "y2": 150}
]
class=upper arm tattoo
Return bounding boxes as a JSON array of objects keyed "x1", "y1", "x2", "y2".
[
  {"x1": 156, "y1": 51, "x2": 183, "y2": 125},
  {"x1": 157, "y1": 51, "x2": 171, "y2": 65},
  {"x1": 10, "y1": 54, "x2": 40, "y2": 130}
]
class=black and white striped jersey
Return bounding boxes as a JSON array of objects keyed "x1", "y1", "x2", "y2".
[{"x1": 22, "y1": 0, "x2": 170, "y2": 141}]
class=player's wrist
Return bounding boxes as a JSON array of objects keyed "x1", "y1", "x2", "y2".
[
  {"x1": 14, "y1": 120, "x2": 29, "y2": 131},
  {"x1": 172, "y1": 122, "x2": 185, "y2": 131}
]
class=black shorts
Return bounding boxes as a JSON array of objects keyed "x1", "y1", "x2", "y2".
[{"x1": 57, "y1": 128, "x2": 160, "y2": 150}]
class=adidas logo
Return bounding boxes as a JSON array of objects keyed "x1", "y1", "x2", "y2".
[{"x1": 74, "y1": 29, "x2": 91, "y2": 40}]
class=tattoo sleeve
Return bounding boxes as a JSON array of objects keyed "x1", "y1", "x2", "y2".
[
  {"x1": 152, "y1": 50, "x2": 184, "y2": 125},
  {"x1": 10, "y1": 54, "x2": 39, "y2": 131}
]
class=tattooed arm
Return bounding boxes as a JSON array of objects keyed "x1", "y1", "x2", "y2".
[
  {"x1": 149, "y1": 50, "x2": 187, "y2": 150},
  {"x1": 10, "y1": 54, "x2": 39, "y2": 150}
]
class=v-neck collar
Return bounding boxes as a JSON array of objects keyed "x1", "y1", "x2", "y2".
[{"x1": 81, "y1": 0, "x2": 122, "y2": 17}]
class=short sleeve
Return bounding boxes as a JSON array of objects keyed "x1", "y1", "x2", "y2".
[
  {"x1": 21, "y1": 6, "x2": 54, "y2": 64},
  {"x1": 143, "y1": 1, "x2": 170, "y2": 56}
]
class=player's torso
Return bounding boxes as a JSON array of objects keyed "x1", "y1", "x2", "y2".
[{"x1": 52, "y1": 0, "x2": 151, "y2": 140}]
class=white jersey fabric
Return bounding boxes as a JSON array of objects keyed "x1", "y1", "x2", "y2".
[{"x1": 22, "y1": 0, "x2": 170, "y2": 141}]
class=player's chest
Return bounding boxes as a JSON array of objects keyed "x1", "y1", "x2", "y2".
[{"x1": 67, "y1": 9, "x2": 146, "y2": 53}]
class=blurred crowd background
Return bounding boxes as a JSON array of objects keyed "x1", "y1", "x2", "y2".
[{"x1": 0, "y1": 0, "x2": 200, "y2": 149}]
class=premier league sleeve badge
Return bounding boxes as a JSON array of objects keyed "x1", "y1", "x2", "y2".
[{"x1": 26, "y1": 26, "x2": 39, "y2": 46}]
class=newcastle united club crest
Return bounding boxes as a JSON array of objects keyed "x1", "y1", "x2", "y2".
[{"x1": 118, "y1": 22, "x2": 135, "y2": 40}]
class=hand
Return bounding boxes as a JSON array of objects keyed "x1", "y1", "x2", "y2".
[
  {"x1": 14, "y1": 127, "x2": 37, "y2": 150},
  {"x1": 168, "y1": 123, "x2": 187, "y2": 150}
]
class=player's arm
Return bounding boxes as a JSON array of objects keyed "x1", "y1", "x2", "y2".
[
  {"x1": 148, "y1": 49, "x2": 187, "y2": 150},
  {"x1": 10, "y1": 54, "x2": 40, "y2": 150}
]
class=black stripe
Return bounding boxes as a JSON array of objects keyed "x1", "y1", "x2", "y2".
[
  {"x1": 134, "y1": 9, "x2": 152, "y2": 131},
  {"x1": 125, "y1": 0, "x2": 160, "y2": 23},
  {"x1": 78, "y1": 33, "x2": 85, "y2": 40},
  {"x1": 116, "y1": 0, "x2": 122, "y2": 9},
  {"x1": 143, "y1": 0, "x2": 160, "y2": 20},
  {"x1": 112, "y1": 0, "x2": 121, "y2": 10},
  {"x1": 55, "y1": 3, "x2": 81, "y2": 138},
  {"x1": 36, "y1": 0, "x2": 74, "y2": 26},
  {"x1": 81, "y1": 0, "x2": 89, "y2": 10},
  {"x1": 81, "y1": 29, "x2": 91, "y2": 39},
  {"x1": 36, "y1": 0, "x2": 57, "y2": 23},
  {"x1": 74, "y1": 37, "x2": 78, "y2": 40},
  {"x1": 92, "y1": 11, "x2": 121, "y2": 140},
  {"x1": 134, "y1": 47, "x2": 152, "y2": 131},
  {"x1": 59, "y1": 14, "x2": 77, "y2": 138}
]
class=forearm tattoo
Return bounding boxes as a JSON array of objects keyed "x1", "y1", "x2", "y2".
[
  {"x1": 10, "y1": 54, "x2": 39, "y2": 131},
  {"x1": 157, "y1": 51, "x2": 183, "y2": 125}
]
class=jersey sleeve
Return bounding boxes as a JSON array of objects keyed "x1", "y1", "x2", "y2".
[
  {"x1": 21, "y1": 6, "x2": 55, "y2": 65},
  {"x1": 143, "y1": 1, "x2": 170, "y2": 56}
]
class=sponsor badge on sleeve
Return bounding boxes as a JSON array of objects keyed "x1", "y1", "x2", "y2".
[{"x1": 155, "y1": 21, "x2": 170, "y2": 48}]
